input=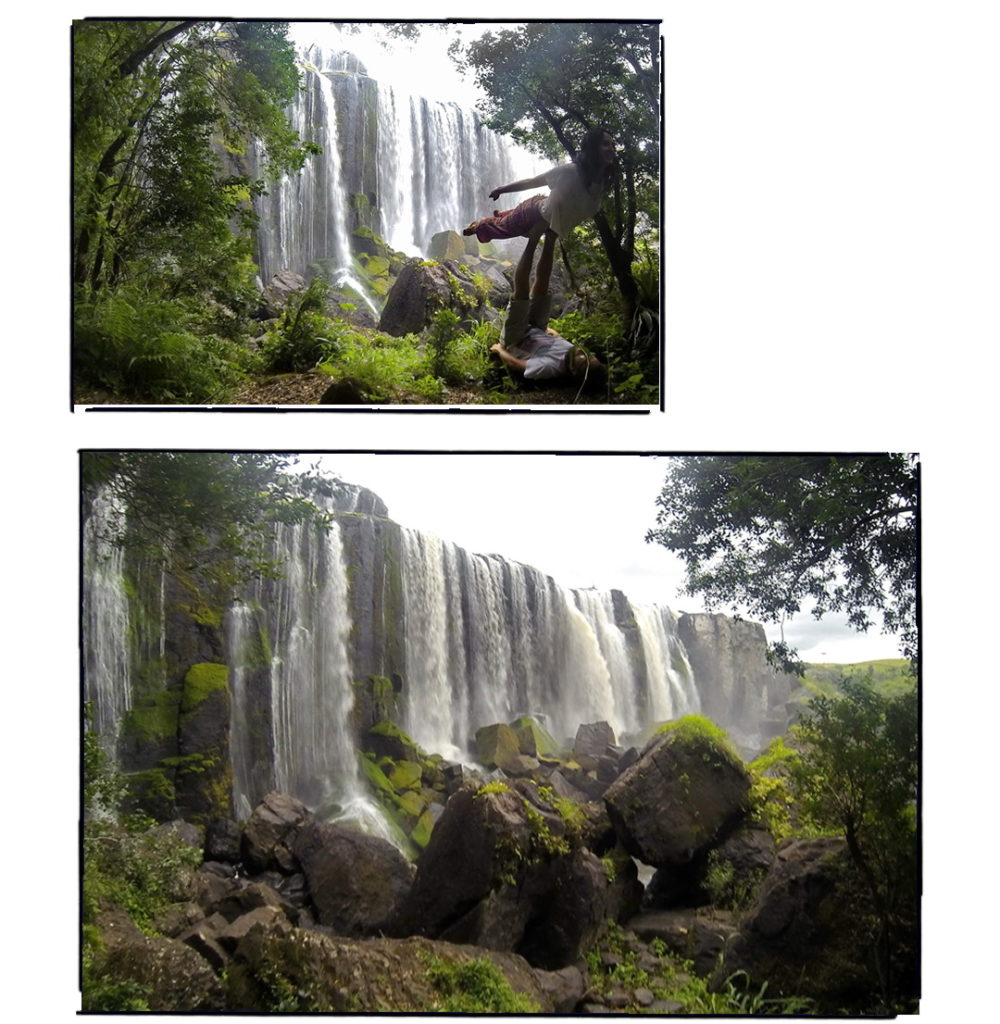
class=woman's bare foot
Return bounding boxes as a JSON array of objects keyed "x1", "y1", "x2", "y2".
[{"x1": 462, "y1": 221, "x2": 478, "y2": 236}]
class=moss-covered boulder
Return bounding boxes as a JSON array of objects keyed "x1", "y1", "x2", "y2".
[
  {"x1": 604, "y1": 715, "x2": 751, "y2": 868},
  {"x1": 389, "y1": 760, "x2": 423, "y2": 791},
  {"x1": 428, "y1": 230, "x2": 469, "y2": 262},
  {"x1": 475, "y1": 722, "x2": 522, "y2": 771},
  {"x1": 511, "y1": 716, "x2": 561, "y2": 758},
  {"x1": 225, "y1": 931, "x2": 551, "y2": 1012},
  {"x1": 367, "y1": 720, "x2": 421, "y2": 763},
  {"x1": 390, "y1": 780, "x2": 620, "y2": 970}
]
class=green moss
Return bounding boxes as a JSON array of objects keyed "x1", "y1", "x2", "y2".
[
  {"x1": 411, "y1": 808, "x2": 437, "y2": 848},
  {"x1": 369, "y1": 719, "x2": 414, "y2": 743},
  {"x1": 122, "y1": 690, "x2": 180, "y2": 743},
  {"x1": 510, "y1": 715, "x2": 561, "y2": 757},
  {"x1": 424, "y1": 955, "x2": 540, "y2": 1013},
  {"x1": 395, "y1": 789, "x2": 427, "y2": 818},
  {"x1": 181, "y1": 662, "x2": 228, "y2": 714},
  {"x1": 360, "y1": 754, "x2": 395, "y2": 796},
  {"x1": 474, "y1": 780, "x2": 511, "y2": 799},
  {"x1": 389, "y1": 760, "x2": 423, "y2": 791},
  {"x1": 658, "y1": 714, "x2": 744, "y2": 768}
]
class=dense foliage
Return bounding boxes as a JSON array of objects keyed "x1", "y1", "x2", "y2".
[
  {"x1": 646, "y1": 455, "x2": 919, "y2": 669},
  {"x1": 455, "y1": 22, "x2": 660, "y2": 379},
  {"x1": 790, "y1": 678, "x2": 919, "y2": 1011},
  {"x1": 82, "y1": 452, "x2": 329, "y2": 589},
  {"x1": 73, "y1": 20, "x2": 316, "y2": 400}
]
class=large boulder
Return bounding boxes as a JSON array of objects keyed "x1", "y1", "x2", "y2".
[
  {"x1": 226, "y1": 930, "x2": 553, "y2": 1012},
  {"x1": 293, "y1": 819, "x2": 414, "y2": 935},
  {"x1": 377, "y1": 258, "x2": 457, "y2": 336},
  {"x1": 574, "y1": 721, "x2": 617, "y2": 761},
  {"x1": 95, "y1": 931, "x2": 226, "y2": 1011},
  {"x1": 516, "y1": 847, "x2": 615, "y2": 969},
  {"x1": 475, "y1": 722, "x2": 523, "y2": 771},
  {"x1": 390, "y1": 785, "x2": 541, "y2": 941},
  {"x1": 261, "y1": 269, "x2": 307, "y2": 316},
  {"x1": 428, "y1": 229, "x2": 474, "y2": 262},
  {"x1": 603, "y1": 718, "x2": 752, "y2": 868},
  {"x1": 391, "y1": 783, "x2": 616, "y2": 969},
  {"x1": 721, "y1": 837, "x2": 874, "y2": 1010},
  {"x1": 240, "y1": 792, "x2": 310, "y2": 875}
]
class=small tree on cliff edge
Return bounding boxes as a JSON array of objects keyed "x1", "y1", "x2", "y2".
[{"x1": 645, "y1": 454, "x2": 919, "y2": 672}]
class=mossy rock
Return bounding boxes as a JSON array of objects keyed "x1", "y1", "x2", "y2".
[
  {"x1": 510, "y1": 716, "x2": 561, "y2": 758},
  {"x1": 361, "y1": 754, "x2": 396, "y2": 797},
  {"x1": 368, "y1": 720, "x2": 420, "y2": 762},
  {"x1": 410, "y1": 808, "x2": 438, "y2": 848},
  {"x1": 181, "y1": 662, "x2": 229, "y2": 714},
  {"x1": 389, "y1": 760, "x2": 423, "y2": 791},
  {"x1": 476, "y1": 722, "x2": 523, "y2": 771},
  {"x1": 395, "y1": 789, "x2": 427, "y2": 819}
]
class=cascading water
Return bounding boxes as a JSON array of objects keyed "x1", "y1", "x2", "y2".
[
  {"x1": 260, "y1": 516, "x2": 358, "y2": 806},
  {"x1": 226, "y1": 601, "x2": 257, "y2": 822},
  {"x1": 632, "y1": 604, "x2": 700, "y2": 723},
  {"x1": 394, "y1": 528, "x2": 690, "y2": 749},
  {"x1": 84, "y1": 473, "x2": 731, "y2": 849},
  {"x1": 83, "y1": 489, "x2": 133, "y2": 754},
  {"x1": 253, "y1": 32, "x2": 546, "y2": 283}
]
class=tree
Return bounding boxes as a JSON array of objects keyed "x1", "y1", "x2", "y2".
[
  {"x1": 790, "y1": 678, "x2": 919, "y2": 1010},
  {"x1": 646, "y1": 455, "x2": 919, "y2": 669},
  {"x1": 73, "y1": 20, "x2": 316, "y2": 299},
  {"x1": 82, "y1": 452, "x2": 330, "y2": 590},
  {"x1": 455, "y1": 22, "x2": 660, "y2": 346}
]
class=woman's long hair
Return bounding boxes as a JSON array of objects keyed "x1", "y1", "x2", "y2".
[{"x1": 574, "y1": 127, "x2": 617, "y2": 191}]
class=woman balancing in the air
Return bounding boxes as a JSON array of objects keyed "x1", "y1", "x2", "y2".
[{"x1": 464, "y1": 127, "x2": 617, "y2": 332}]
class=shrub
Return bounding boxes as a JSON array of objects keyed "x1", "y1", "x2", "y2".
[
  {"x1": 261, "y1": 276, "x2": 346, "y2": 371},
  {"x1": 424, "y1": 955, "x2": 539, "y2": 1013},
  {"x1": 74, "y1": 286, "x2": 246, "y2": 402}
]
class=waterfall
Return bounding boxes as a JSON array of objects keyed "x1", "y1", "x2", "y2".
[
  {"x1": 395, "y1": 535, "x2": 657, "y2": 750},
  {"x1": 253, "y1": 35, "x2": 546, "y2": 279},
  {"x1": 86, "y1": 471, "x2": 780, "y2": 846},
  {"x1": 632, "y1": 604, "x2": 700, "y2": 723},
  {"x1": 82, "y1": 489, "x2": 133, "y2": 754},
  {"x1": 262, "y1": 516, "x2": 358, "y2": 808},
  {"x1": 226, "y1": 602, "x2": 256, "y2": 822}
]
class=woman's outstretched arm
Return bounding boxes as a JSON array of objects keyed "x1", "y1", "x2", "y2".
[{"x1": 488, "y1": 172, "x2": 549, "y2": 201}]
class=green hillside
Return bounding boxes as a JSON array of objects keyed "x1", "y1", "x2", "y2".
[{"x1": 801, "y1": 659, "x2": 915, "y2": 699}]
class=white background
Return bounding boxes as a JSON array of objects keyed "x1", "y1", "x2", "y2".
[{"x1": 6, "y1": 1, "x2": 998, "y2": 1019}]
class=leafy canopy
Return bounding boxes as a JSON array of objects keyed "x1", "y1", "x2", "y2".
[
  {"x1": 82, "y1": 452, "x2": 330, "y2": 589},
  {"x1": 73, "y1": 20, "x2": 316, "y2": 298},
  {"x1": 646, "y1": 455, "x2": 919, "y2": 669},
  {"x1": 455, "y1": 22, "x2": 660, "y2": 346}
]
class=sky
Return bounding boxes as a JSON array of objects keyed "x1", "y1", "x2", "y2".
[
  {"x1": 306, "y1": 452, "x2": 906, "y2": 665},
  {"x1": 287, "y1": 21, "x2": 498, "y2": 110}
]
